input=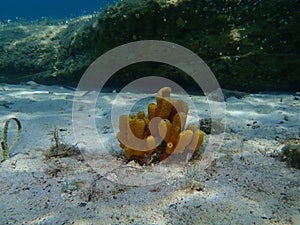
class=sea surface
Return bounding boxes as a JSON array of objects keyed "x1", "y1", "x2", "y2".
[{"x1": 0, "y1": 0, "x2": 119, "y2": 21}]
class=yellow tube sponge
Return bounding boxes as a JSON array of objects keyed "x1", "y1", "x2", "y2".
[
  {"x1": 169, "y1": 125, "x2": 181, "y2": 144},
  {"x1": 155, "y1": 96, "x2": 173, "y2": 119},
  {"x1": 170, "y1": 100, "x2": 189, "y2": 121},
  {"x1": 146, "y1": 135, "x2": 157, "y2": 150},
  {"x1": 188, "y1": 129, "x2": 204, "y2": 152},
  {"x1": 125, "y1": 147, "x2": 150, "y2": 158},
  {"x1": 158, "y1": 119, "x2": 172, "y2": 143},
  {"x1": 148, "y1": 103, "x2": 157, "y2": 120},
  {"x1": 166, "y1": 142, "x2": 174, "y2": 154},
  {"x1": 143, "y1": 117, "x2": 151, "y2": 137},
  {"x1": 116, "y1": 86, "x2": 205, "y2": 163},
  {"x1": 117, "y1": 132, "x2": 126, "y2": 148},
  {"x1": 129, "y1": 118, "x2": 145, "y2": 140},
  {"x1": 137, "y1": 111, "x2": 145, "y2": 119},
  {"x1": 157, "y1": 86, "x2": 171, "y2": 97},
  {"x1": 172, "y1": 112, "x2": 187, "y2": 130},
  {"x1": 148, "y1": 116, "x2": 160, "y2": 137},
  {"x1": 125, "y1": 144, "x2": 156, "y2": 159},
  {"x1": 174, "y1": 130, "x2": 194, "y2": 154},
  {"x1": 124, "y1": 147, "x2": 134, "y2": 159}
]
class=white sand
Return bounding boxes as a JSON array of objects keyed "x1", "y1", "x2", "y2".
[{"x1": 0, "y1": 83, "x2": 299, "y2": 224}]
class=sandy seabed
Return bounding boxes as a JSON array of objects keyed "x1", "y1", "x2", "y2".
[{"x1": 0, "y1": 83, "x2": 299, "y2": 225}]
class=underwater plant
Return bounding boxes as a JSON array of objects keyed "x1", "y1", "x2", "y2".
[
  {"x1": 117, "y1": 87, "x2": 204, "y2": 164},
  {"x1": 45, "y1": 127, "x2": 82, "y2": 160},
  {"x1": 0, "y1": 117, "x2": 22, "y2": 161}
]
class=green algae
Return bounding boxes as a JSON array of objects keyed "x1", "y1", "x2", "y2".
[{"x1": 1, "y1": 118, "x2": 21, "y2": 161}]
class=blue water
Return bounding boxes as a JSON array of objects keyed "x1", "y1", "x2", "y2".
[{"x1": 0, "y1": 0, "x2": 119, "y2": 21}]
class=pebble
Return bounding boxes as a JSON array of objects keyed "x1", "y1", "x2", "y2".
[
  {"x1": 283, "y1": 115, "x2": 291, "y2": 121},
  {"x1": 26, "y1": 81, "x2": 39, "y2": 89},
  {"x1": 78, "y1": 201, "x2": 87, "y2": 207}
]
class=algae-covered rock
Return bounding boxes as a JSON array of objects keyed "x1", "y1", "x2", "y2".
[
  {"x1": 0, "y1": 16, "x2": 100, "y2": 85},
  {"x1": 0, "y1": 0, "x2": 299, "y2": 92},
  {"x1": 279, "y1": 143, "x2": 300, "y2": 169}
]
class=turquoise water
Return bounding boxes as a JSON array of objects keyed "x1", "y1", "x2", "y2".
[{"x1": 0, "y1": 0, "x2": 118, "y2": 21}]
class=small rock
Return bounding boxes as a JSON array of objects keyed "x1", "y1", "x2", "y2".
[
  {"x1": 196, "y1": 186, "x2": 205, "y2": 192},
  {"x1": 78, "y1": 201, "x2": 87, "y2": 207},
  {"x1": 283, "y1": 115, "x2": 291, "y2": 121},
  {"x1": 279, "y1": 143, "x2": 300, "y2": 168},
  {"x1": 200, "y1": 118, "x2": 225, "y2": 134},
  {"x1": 26, "y1": 81, "x2": 39, "y2": 89}
]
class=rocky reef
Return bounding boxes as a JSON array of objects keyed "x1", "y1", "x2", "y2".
[{"x1": 0, "y1": 0, "x2": 299, "y2": 92}]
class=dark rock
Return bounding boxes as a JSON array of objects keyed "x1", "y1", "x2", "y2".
[
  {"x1": 200, "y1": 118, "x2": 225, "y2": 134},
  {"x1": 283, "y1": 115, "x2": 291, "y2": 121},
  {"x1": 78, "y1": 201, "x2": 87, "y2": 207},
  {"x1": 279, "y1": 143, "x2": 300, "y2": 169},
  {"x1": 222, "y1": 89, "x2": 249, "y2": 99}
]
